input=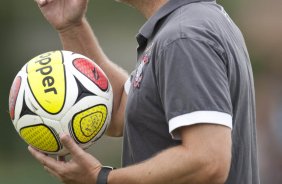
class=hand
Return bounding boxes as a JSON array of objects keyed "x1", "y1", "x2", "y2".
[
  {"x1": 35, "y1": 0, "x2": 89, "y2": 32},
  {"x1": 28, "y1": 134, "x2": 102, "y2": 184}
]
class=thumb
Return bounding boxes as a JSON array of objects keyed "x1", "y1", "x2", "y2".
[
  {"x1": 35, "y1": 0, "x2": 47, "y2": 7},
  {"x1": 60, "y1": 133, "x2": 85, "y2": 158}
]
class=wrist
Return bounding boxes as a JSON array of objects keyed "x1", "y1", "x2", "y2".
[
  {"x1": 96, "y1": 166, "x2": 115, "y2": 184},
  {"x1": 58, "y1": 17, "x2": 88, "y2": 36}
]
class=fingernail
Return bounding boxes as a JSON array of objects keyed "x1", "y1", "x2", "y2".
[
  {"x1": 60, "y1": 133, "x2": 69, "y2": 141},
  {"x1": 38, "y1": 0, "x2": 46, "y2": 6},
  {"x1": 28, "y1": 146, "x2": 35, "y2": 153},
  {"x1": 60, "y1": 132, "x2": 67, "y2": 137}
]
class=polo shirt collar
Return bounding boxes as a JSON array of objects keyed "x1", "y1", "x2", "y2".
[{"x1": 138, "y1": 0, "x2": 214, "y2": 41}]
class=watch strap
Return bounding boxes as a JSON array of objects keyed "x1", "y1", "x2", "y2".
[{"x1": 97, "y1": 166, "x2": 114, "y2": 184}]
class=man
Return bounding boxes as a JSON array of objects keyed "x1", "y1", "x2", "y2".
[{"x1": 29, "y1": 0, "x2": 260, "y2": 183}]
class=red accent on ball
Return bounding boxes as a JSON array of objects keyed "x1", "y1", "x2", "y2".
[
  {"x1": 9, "y1": 76, "x2": 22, "y2": 120},
  {"x1": 73, "y1": 58, "x2": 108, "y2": 91}
]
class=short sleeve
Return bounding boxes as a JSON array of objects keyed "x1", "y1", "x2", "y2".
[
  {"x1": 124, "y1": 70, "x2": 135, "y2": 95},
  {"x1": 156, "y1": 38, "x2": 232, "y2": 140},
  {"x1": 124, "y1": 77, "x2": 131, "y2": 95}
]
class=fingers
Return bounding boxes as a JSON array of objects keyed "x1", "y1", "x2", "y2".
[
  {"x1": 35, "y1": 0, "x2": 53, "y2": 7},
  {"x1": 35, "y1": 0, "x2": 47, "y2": 7},
  {"x1": 28, "y1": 146, "x2": 48, "y2": 165},
  {"x1": 57, "y1": 155, "x2": 66, "y2": 162},
  {"x1": 60, "y1": 133, "x2": 85, "y2": 158},
  {"x1": 44, "y1": 165, "x2": 61, "y2": 179},
  {"x1": 28, "y1": 146, "x2": 63, "y2": 172}
]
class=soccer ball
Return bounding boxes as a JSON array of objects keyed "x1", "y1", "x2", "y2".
[{"x1": 8, "y1": 50, "x2": 113, "y2": 156}]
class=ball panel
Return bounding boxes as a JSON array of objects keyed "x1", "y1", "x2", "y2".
[
  {"x1": 62, "y1": 51, "x2": 113, "y2": 102},
  {"x1": 10, "y1": 71, "x2": 28, "y2": 126},
  {"x1": 71, "y1": 104, "x2": 107, "y2": 143},
  {"x1": 20, "y1": 94, "x2": 37, "y2": 118},
  {"x1": 9, "y1": 76, "x2": 22, "y2": 120},
  {"x1": 20, "y1": 124, "x2": 60, "y2": 152},
  {"x1": 27, "y1": 51, "x2": 66, "y2": 115},
  {"x1": 73, "y1": 58, "x2": 109, "y2": 92}
]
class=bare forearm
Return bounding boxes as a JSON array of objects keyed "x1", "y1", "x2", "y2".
[
  {"x1": 59, "y1": 18, "x2": 107, "y2": 65},
  {"x1": 59, "y1": 18, "x2": 128, "y2": 136},
  {"x1": 109, "y1": 145, "x2": 225, "y2": 184},
  {"x1": 109, "y1": 125, "x2": 231, "y2": 184}
]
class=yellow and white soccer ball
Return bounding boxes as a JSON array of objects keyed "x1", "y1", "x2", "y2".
[{"x1": 9, "y1": 50, "x2": 113, "y2": 155}]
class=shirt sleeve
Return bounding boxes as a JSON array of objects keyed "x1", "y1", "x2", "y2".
[
  {"x1": 124, "y1": 77, "x2": 131, "y2": 95},
  {"x1": 124, "y1": 70, "x2": 135, "y2": 95},
  {"x1": 156, "y1": 38, "x2": 233, "y2": 140}
]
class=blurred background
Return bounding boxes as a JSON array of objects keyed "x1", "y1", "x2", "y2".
[{"x1": 0, "y1": 0, "x2": 281, "y2": 183}]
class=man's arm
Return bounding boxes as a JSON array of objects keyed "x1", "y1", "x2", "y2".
[
  {"x1": 29, "y1": 124, "x2": 231, "y2": 184},
  {"x1": 36, "y1": 0, "x2": 128, "y2": 136},
  {"x1": 59, "y1": 18, "x2": 128, "y2": 137},
  {"x1": 108, "y1": 124, "x2": 231, "y2": 184}
]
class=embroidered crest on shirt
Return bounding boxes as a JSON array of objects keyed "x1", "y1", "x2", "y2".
[{"x1": 133, "y1": 42, "x2": 154, "y2": 88}]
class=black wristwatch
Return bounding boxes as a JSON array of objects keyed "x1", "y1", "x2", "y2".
[{"x1": 97, "y1": 166, "x2": 114, "y2": 184}]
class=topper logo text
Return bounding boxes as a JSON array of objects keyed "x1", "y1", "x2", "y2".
[{"x1": 35, "y1": 53, "x2": 57, "y2": 95}]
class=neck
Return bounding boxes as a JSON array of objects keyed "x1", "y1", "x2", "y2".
[{"x1": 129, "y1": 0, "x2": 168, "y2": 19}]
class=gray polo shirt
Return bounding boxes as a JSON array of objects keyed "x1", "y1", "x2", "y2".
[{"x1": 123, "y1": 0, "x2": 260, "y2": 183}]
